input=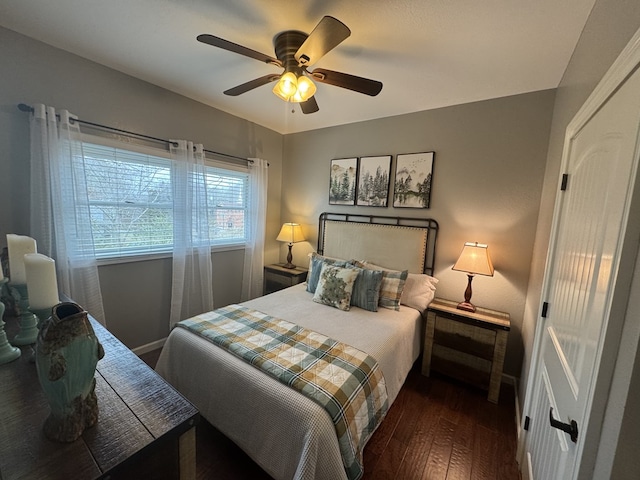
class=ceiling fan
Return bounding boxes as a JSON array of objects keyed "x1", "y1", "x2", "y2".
[{"x1": 197, "y1": 16, "x2": 383, "y2": 114}]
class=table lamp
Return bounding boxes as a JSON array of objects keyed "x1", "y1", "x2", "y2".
[
  {"x1": 276, "y1": 223, "x2": 305, "y2": 269},
  {"x1": 452, "y1": 242, "x2": 494, "y2": 312}
]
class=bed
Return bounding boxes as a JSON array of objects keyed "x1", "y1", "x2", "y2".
[{"x1": 156, "y1": 213, "x2": 439, "y2": 480}]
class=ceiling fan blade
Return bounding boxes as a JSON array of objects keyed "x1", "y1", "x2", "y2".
[
  {"x1": 294, "y1": 16, "x2": 351, "y2": 67},
  {"x1": 310, "y1": 68, "x2": 383, "y2": 96},
  {"x1": 197, "y1": 34, "x2": 282, "y2": 67},
  {"x1": 300, "y1": 96, "x2": 319, "y2": 114},
  {"x1": 224, "y1": 74, "x2": 281, "y2": 96}
]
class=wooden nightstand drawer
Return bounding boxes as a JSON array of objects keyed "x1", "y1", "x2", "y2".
[
  {"x1": 431, "y1": 345, "x2": 492, "y2": 389},
  {"x1": 433, "y1": 316, "x2": 496, "y2": 360},
  {"x1": 268, "y1": 271, "x2": 295, "y2": 288},
  {"x1": 264, "y1": 264, "x2": 308, "y2": 295}
]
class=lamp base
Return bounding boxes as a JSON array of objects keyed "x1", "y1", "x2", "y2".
[
  {"x1": 457, "y1": 274, "x2": 476, "y2": 312},
  {"x1": 282, "y1": 243, "x2": 295, "y2": 269},
  {"x1": 456, "y1": 301, "x2": 476, "y2": 313}
]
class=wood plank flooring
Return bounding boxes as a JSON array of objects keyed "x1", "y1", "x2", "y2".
[{"x1": 139, "y1": 350, "x2": 521, "y2": 480}]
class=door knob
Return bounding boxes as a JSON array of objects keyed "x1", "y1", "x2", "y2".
[{"x1": 549, "y1": 407, "x2": 578, "y2": 443}]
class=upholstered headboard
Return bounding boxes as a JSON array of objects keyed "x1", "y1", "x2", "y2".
[{"x1": 317, "y1": 212, "x2": 438, "y2": 275}]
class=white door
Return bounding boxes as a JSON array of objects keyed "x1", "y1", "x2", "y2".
[{"x1": 523, "y1": 55, "x2": 640, "y2": 479}]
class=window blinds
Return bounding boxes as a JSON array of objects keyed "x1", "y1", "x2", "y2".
[{"x1": 82, "y1": 142, "x2": 248, "y2": 259}]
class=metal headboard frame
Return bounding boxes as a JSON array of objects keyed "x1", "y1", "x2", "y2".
[{"x1": 317, "y1": 212, "x2": 439, "y2": 276}]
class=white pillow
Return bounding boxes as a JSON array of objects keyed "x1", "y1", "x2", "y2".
[{"x1": 402, "y1": 273, "x2": 439, "y2": 312}]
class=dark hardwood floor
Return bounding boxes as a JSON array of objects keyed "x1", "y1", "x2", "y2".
[{"x1": 139, "y1": 349, "x2": 521, "y2": 480}]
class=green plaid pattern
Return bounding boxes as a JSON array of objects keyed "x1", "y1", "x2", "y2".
[
  {"x1": 177, "y1": 304, "x2": 389, "y2": 480},
  {"x1": 354, "y1": 261, "x2": 409, "y2": 310},
  {"x1": 377, "y1": 268, "x2": 408, "y2": 310}
]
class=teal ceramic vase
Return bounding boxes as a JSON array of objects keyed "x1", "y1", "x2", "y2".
[{"x1": 36, "y1": 302, "x2": 105, "y2": 442}]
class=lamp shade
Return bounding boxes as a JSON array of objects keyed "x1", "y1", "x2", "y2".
[
  {"x1": 272, "y1": 72, "x2": 298, "y2": 101},
  {"x1": 292, "y1": 76, "x2": 316, "y2": 102},
  {"x1": 276, "y1": 223, "x2": 306, "y2": 244},
  {"x1": 452, "y1": 242, "x2": 494, "y2": 276},
  {"x1": 272, "y1": 72, "x2": 316, "y2": 103}
]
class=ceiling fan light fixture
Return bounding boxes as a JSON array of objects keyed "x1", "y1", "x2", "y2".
[
  {"x1": 199, "y1": 16, "x2": 383, "y2": 113},
  {"x1": 294, "y1": 75, "x2": 316, "y2": 102},
  {"x1": 272, "y1": 71, "x2": 316, "y2": 103},
  {"x1": 272, "y1": 71, "x2": 298, "y2": 101}
]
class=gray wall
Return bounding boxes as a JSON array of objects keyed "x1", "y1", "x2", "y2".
[
  {"x1": 281, "y1": 90, "x2": 556, "y2": 378},
  {"x1": 0, "y1": 26, "x2": 284, "y2": 348}
]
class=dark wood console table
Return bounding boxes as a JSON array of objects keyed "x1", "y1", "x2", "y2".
[{"x1": 0, "y1": 313, "x2": 199, "y2": 479}]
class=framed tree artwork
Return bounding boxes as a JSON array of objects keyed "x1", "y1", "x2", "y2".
[
  {"x1": 356, "y1": 155, "x2": 391, "y2": 207},
  {"x1": 393, "y1": 151, "x2": 435, "y2": 208},
  {"x1": 329, "y1": 157, "x2": 358, "y2": 205}
]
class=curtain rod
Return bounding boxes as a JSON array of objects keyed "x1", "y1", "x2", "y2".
[{"x1": 17, "y1": 103, "x2": 253, "y2": 164}]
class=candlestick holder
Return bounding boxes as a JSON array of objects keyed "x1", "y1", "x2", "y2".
[
  {"x1": 10, "y1": 283, "x2": 39, "y2": 346},
  {"x1": 30, "y1": 307, "x2": 53, "y2": 329},
  {"x1": 0, "y1": 279, "x2": 21, "y2": 365}
]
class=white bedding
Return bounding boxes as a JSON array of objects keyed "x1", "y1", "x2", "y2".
[{"x1": 156, "y1": 284, "x2": 423, "y2": 480}]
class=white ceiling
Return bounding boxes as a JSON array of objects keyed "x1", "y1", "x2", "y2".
[{"x1": 0, "y1": 0, "x2": 595, "y2": 135}]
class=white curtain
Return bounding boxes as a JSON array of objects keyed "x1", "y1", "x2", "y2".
[
  {"x1": 241, "y1": 158, "x2": 269, "y2": 301},
  {"x1": 30, "y1": 104, "x2": 106, "y2": 324},
  {"x1": 170, "y1": 141, "x2": 213, "y2": 327}
]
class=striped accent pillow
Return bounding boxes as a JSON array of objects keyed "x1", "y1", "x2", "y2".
[{"x1": 346, "y1": 265, "x2": 384, "y2": 312}]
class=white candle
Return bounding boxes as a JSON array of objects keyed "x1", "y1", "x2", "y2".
[
  {"x1": 24, "y1": 253, "x2": 59, "y2": 310},
  {"x1": 7, "y1": 234, "x2": 37, "y2": 284}
]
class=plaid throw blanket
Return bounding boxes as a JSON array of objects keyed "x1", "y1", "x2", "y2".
[{"x1": 176, "y1": 304, "x2": 388, "y2": 480}]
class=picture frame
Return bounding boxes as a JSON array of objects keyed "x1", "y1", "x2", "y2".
[
  {"x1": 393, "y1": 151, "x2": 435, "y2": 209},
  {"x1": 356, "y1": 155, "x2": 391, "y2": 207},
  {"x1": 329, "y1": 157, "x2": 358, "y2": 205}
]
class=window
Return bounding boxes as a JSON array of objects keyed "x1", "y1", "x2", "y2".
[
  {"x1": 82, "y1": 140, "x2": 249, "y2": 259},
  {"x1": 204, "y1": 166, "x2": 248, "y2": 246}
]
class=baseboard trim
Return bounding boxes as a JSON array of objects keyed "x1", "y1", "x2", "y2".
[
  {"x1": 132, "y1": 337, "x2": 166, "y2": 355},
  {"x1": 503, "y1": 374, "x2": 522, "y2": 434},
  {"x1": 503, "y1": 373, "x2": 523, "y2": 476}
]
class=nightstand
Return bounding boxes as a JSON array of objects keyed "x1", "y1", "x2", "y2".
[
  {"x1": 264, "y1": 264, "x2": 308, "y2": 294},
  {"x1": 422, "y1": 297, "x2": 510, "y2": 403}
]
